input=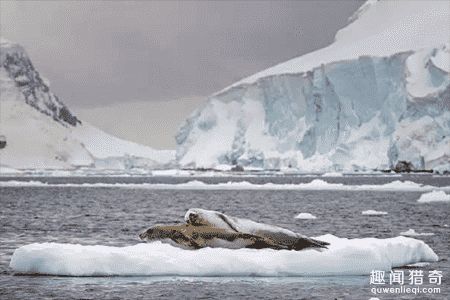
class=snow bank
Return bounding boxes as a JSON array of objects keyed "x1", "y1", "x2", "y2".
[
  {"x1": 9, "y1": 235, "x2": 438, "y2": 277},
  {"x1": 417, "y1": 190, "x2": 450, "y2": 203},
  {"x1": 294, "y1": 213, "x2": 317, "y2": 219},
  {"x1": 1, "y1": 179, "x2": 450, "y2": 192},
  {"x1": 362, "y1": 210, "x2": 388, "y2": 216}
]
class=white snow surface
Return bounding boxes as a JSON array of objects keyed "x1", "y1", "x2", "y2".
[
  {"x1": 9, "y1": 234, "x2": 438, "y2": 277},
  {"x1": 216, "y1": 1, "x2": 450, "y2": 90},
  {"x1": 417, "y1": 190, "x2": 450, "y2": 203},
  {"x1": 1, "y1": 179, "x2": 450, "y2": 192},
  {"x1": 362, "y1": 210, "x2": 388, "y2": 215},
  {"x1": 71, "y1": 122, "x2": 174, "y2": 163}
]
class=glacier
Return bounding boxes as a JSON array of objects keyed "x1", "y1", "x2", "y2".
[
  {"x1": 0, "y1": 38, "x2": 174, "y2": 170},
  {"x1": 175, "y1": 0, "x2": 450, "y2": 172}
]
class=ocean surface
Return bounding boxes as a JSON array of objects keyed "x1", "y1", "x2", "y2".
[{"x1": 1, "y1": 175, "x2": 448, "y2": 300}]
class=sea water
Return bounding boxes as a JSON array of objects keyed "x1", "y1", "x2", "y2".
[{"x1": 0, "y1": 176, "x2": 448, "y2": 299}]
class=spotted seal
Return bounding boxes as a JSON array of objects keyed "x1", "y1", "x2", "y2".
[{"x1": 139, "y1": 208, "x2": 329, "y2": 250}]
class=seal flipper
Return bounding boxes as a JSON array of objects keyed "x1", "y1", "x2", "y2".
[
  {"x1": 309, "y1": 238, "x2": 330, "y2": 247},
  {"x1": 170, "y1": 230, "x2": 202, "y2": 250},
  {"x1": 292, "y1": 237, "x2": 329, "y2": 250},
  {"x1": 237, "y1": 232, "x2": 285, "y2": 250},
  {"x1": 217, "y1": 213, "x2": 239, "y2": 233}
]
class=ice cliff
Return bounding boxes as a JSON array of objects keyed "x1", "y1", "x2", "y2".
[
  {"x1": 0, "y1": 38, "x2": 174, "y2": 169},
  {"x1": 175, "y1": 0, "x2": 450, "y2": 171}
]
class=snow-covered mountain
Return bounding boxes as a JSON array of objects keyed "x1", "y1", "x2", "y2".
[
  {"x1": 0, "y1": 38, "x2": 174, "y2": 170},
  {"x1": 176, "y1": 0, "x2": 450, "y2": 172}
]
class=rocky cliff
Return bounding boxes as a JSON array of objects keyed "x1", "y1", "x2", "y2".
[{"x1": 1, "y1": 38, "x2": 174, "y2": 169}]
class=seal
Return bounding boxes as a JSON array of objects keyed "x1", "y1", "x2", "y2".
[
  {"x1": 139, "y1": 223, "x2": 278, "y2": 250},
  {"x1": 139, "y1": 208, "x2": 329, "y2": 251}
]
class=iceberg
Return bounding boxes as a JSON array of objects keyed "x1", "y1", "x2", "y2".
[
  {"x1": 175, "y1": 1, "x2": 450, "y2": 171},
  {"x1": 9, "y1": 235, "x2": 438, "y2": 277}
]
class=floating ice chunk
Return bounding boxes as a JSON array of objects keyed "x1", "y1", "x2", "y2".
[
  {"x1": 362, "y1": 210, "x2": 388, "y2": 215},
  {"x1": 1, "y1": 179, "x2": 449, "y2": 192},
  {"x1": 405, "y1": 262, "x2": 431, "y2": 267},
  {"x1": 10, "y1": 235, "x2": 438, "y2": 277},
  {"x1": 375, "y1": 180, "x2": 428, "y2": 191},
  {"x1": 294, "y1": 213, "x2": 317, "y2": 219},
  {"x1": 303, "y1": 179, "x2": 345, "y2": 189},
  {"x1": 417, "y1": 190, "x2": 450, "y2": 203},
  {"x1": 400, "y1": 229, "x2": 434, "y2": 236}
]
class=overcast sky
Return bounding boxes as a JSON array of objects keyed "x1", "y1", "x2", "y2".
[{"x1": 1, "y1": 0, "x2": 364, "y2": 149}]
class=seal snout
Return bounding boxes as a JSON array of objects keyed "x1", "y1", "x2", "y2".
[
  {"x1": 140, "y1": 228, "x2": 153, "y2": 240},
  {"x1": 188, "y1": 213, "x2": 198, "y2": 225}
]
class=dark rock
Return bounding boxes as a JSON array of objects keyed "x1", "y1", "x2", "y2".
[
  {"x1": 3, "y1": 50, "x2": 81, "y2": 127},
  {"x1": 0, "y1": 135, "x2": 6, "y2": 149},
  {"x1": 393, "y1": 161, "x2": 414, "y2": 173},
  {"x1": 231, "y1": 165, "x2": 244, "y2": 172}
]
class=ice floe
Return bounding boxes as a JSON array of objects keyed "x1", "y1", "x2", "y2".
[
  {"x1": 1, "y1": 179, "x2": 449, "y2": 192},
  {"x1": 417, "y1": 190, "x2": 450, "y2": 203},
  {"x1": 294, "y1": 213, "x2": 317, "y2": 219},
  {"x1": 9, "y1": 234, "x2": 438, "y2": 277},
  {"x1": 400, "y1": 229, "x2": 434, "y2": 236},
  {"x1": 362, "y1": 210, "x2": 388, "y2": 216}
]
